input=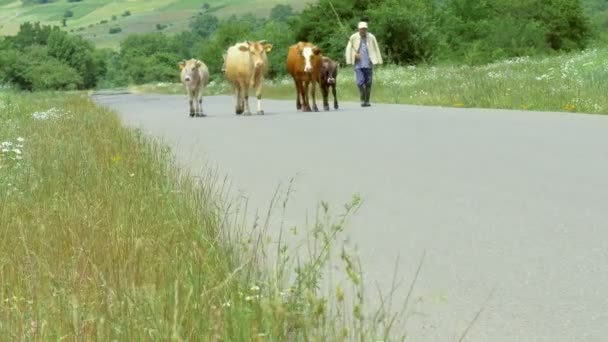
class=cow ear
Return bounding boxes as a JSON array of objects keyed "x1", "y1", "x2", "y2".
[
  {"x1": 178, "y1": 60, "x2": 185, "y2": 70},
  {"x1": 264, "y1": 44, "x2": 273, "y2": 53},
  {"x1": 238, "y1": 45, "x2": 248, "y2": 52},
  {"x1": 313, "y1": 47, "x2": 322, "y2": 55},
  {"x1": 195, "y1": 60, "x2": 202, "y2": 68}
]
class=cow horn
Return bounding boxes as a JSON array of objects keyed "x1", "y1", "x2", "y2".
[{"x1": 258, "y1": 39, "x2": 267, "y2": 44}]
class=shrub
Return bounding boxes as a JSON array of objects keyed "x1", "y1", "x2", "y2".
[{"x1": 109, "y1": 27, "x2": 122, "y2": 34}]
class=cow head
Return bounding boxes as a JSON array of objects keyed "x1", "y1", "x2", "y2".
[
  {"x1": 179, "y1": 59, "x2": 202, "y2": 83},
  {"x1": 322, "y1": 57, "x2": 337, "y2": 85},
  {"x1": 297, "y1": 42, "x2": 322, "y2": 73},
  {"x1": 238, "y1": 40, "x2": 273, "y2": 70}
]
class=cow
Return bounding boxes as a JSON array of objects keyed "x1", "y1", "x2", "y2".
[
  {"x1": 223, "y1": 40, "x2": 273, "y2": 115},
  {"x1": 286, "y1": 42, "x2": 323, "y2": 112},
  {"x1": 320, "y1": 56, "x2": 339, "y2": 111},
  {"x1": 179, "y1": 58, "x2": 210, "y2": 117}
]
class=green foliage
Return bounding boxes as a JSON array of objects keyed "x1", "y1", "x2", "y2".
[
  {"x1": 21, "y1": 0, "x2": 55, "y2": 4},
  {"x1": 438, "y1": 0, "x2": 591, "y2": 64},
  {"x1": 0, "y1": 22, "x2": 104, "y2": 90},
  {"x1": 270, "y1": 4, "x2": 295, "y2": 23},
  {"x1": 369, "y1": 0, "x2": 442, "y2": 64},
  {"x1": 47, "y1": 29, "x2": 100, "y2": 88},
  {"x1": 189, "y1": 13, "x2": 219, "y2": 38},
  {"x1": 116, "y1": 33, "x2": 183, "y2": 84},
  {"x1": 0, "y1": 0, "x2": 600, "y2": 90}
]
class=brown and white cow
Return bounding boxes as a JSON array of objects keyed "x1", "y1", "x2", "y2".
[
  {"x1": 286, "y1": 42, "x2": 323, "y2": 112},
  {"x1": 223, "y1": 40, "x2": 273, "y2": 115},
  {"x1": 179, "y1": 58, "x2": 210, "y2": 117},
  {"x1": 320, "y1": 56, "x2": 339, "y2": 111}
]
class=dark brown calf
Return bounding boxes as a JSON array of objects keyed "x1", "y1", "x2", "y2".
[{"x1": 320, "y1": 56, "x2": 338, "y2": 111}]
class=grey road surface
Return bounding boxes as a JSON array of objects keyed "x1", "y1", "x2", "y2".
[{"x1": 93, "y1": 93, "x2": 608, "y2": 342}]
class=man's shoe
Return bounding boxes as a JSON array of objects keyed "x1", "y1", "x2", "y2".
[{"x1": 363, "y1": 85, "x2": 372, "y2": 107}]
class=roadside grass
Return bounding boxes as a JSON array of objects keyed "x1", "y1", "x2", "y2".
[
  {"x1": 131, "y1": 47, "x2": 608, "y2": 115},
  {"x1": 0, "y1": 90, "x2": 404, "y2": 340}
]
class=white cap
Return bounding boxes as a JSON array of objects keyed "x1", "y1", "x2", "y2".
[{"x1": 358, "y1": 21, "x2": 368, "y2": 29}]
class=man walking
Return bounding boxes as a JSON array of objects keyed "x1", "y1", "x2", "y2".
[{"x1": 345, "y1": 21, "x2": 383, "y2": 107}]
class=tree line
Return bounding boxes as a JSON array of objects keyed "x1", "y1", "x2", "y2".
[{"x1": 0, "y1": 0, "x2": 602, "y2": 91}]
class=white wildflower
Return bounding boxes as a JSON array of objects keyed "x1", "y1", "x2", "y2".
[
  {"x1": 12, "y1": 148, "x2": 21, "y2": 155},
  {"x1": 250, "y1": 285, "x2": 260, "y2": 292},
  {"x1": 16, "y1": 137, "x2": 24, "y2": 142},
  {"x1": 32, "y1": 107, "x2": 62, "y2": 120},
  {"x1": 245, "y1": 295, "x2": 260, "y2": 302}
]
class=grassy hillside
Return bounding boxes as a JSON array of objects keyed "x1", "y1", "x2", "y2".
[{"x1": 0, "y1": 0, "x2": 312, "y2": 48}]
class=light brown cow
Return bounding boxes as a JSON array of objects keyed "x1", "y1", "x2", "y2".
[
  {"x1": 223, "y1": 40, "x2": 273, "y2": 115},
  {"x1": 286, "y1": 42, "x2": 323, "y2": 112},
  {"x1": 179, "y1": 58, "x2": 210, "y2": 117}
]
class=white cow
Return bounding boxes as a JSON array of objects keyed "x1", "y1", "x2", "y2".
[{"x1": 179, "y1": 58, "x2": 210, "y2": 117}]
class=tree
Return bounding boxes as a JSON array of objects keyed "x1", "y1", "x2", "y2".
[
  {"x1": 189, "y1": 13, "x2": 219, "y2": 38},
  {"x1": 269, "y1": 4, "x2": 294, "y2": 23}
]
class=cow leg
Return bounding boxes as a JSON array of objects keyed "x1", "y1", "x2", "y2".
[
  {"x1": 197, "y1": 88, "x2": 205, "y2": 117},
  {"x1": 243, "y1": 81, "x2": 251, "y2": 115},
  {"x1": 189, "y1": 98, "x2": 195, "y2": 117},
  {"x1": 294, "y1": 79, "x2": 302, "y2": 111},
  {"x1": 255, "y1": 81, "x2": 264, "y2": 115},
  {"x1": 301, "y1": 80, "x2": 310, "y2": 112},
  {"x1": 235, "y1": 84, "x2": 243, "y2": 115},
  {"x1": 311, "y1": 80, "x2": 319, "y2": 112},
  {"x1": 321, "y1": 84, "x2": 329, "y2": 111},
  {"x1": 332, "y1": 84, "x2": 338, "y2": 110}
]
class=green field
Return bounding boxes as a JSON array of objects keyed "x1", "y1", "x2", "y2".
[{"x1": 0, "y1": 0, "x2": 311, "y2": 48}]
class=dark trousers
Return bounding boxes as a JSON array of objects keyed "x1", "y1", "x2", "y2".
[{"x1": 355, "y1": 67, "x2": 373, "y2": 87}]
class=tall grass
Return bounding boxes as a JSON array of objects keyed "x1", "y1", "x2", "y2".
[
  {"x1": 0, "y1": 91, "x2": 403, "y2": 340},
  {"x1": 132, "y1": 47, "x2": 608, "y2": 115}
]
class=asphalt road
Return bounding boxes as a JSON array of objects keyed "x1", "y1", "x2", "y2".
[{"x1": 93, "y1": 92, "x2": 608, "y2": 342}]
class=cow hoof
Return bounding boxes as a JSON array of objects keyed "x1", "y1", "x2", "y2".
[
  {"x1": 324, "y1": 106, "x2": 330, "y2": 111},
  {"x1": 257, "y1": 110, "x2": 264, "y2": 115},
  {"x1": 334, "y1": 105, "x2": 339, "y2": 110},
  {"x1": 244, "y1": 111, "x2": 252, "y2": 116}
]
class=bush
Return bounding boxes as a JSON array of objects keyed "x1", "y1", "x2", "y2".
[
  {"x1": 27, "y1": 58, "x2": 83, "y2": 90},
  {"x1": 369, "y1": 0, "x2": 442, "y2": 64},
  {"x1": 109, "y1": 27, "x2": 122, "y2": 34},
  {"x1": 0, "y1": 22, "x2": 105, "y2": 90}
]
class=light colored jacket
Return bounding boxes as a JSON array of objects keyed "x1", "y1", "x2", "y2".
[{"x1": 345, "y1": 32, "x2": 383, "y2": 66}]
